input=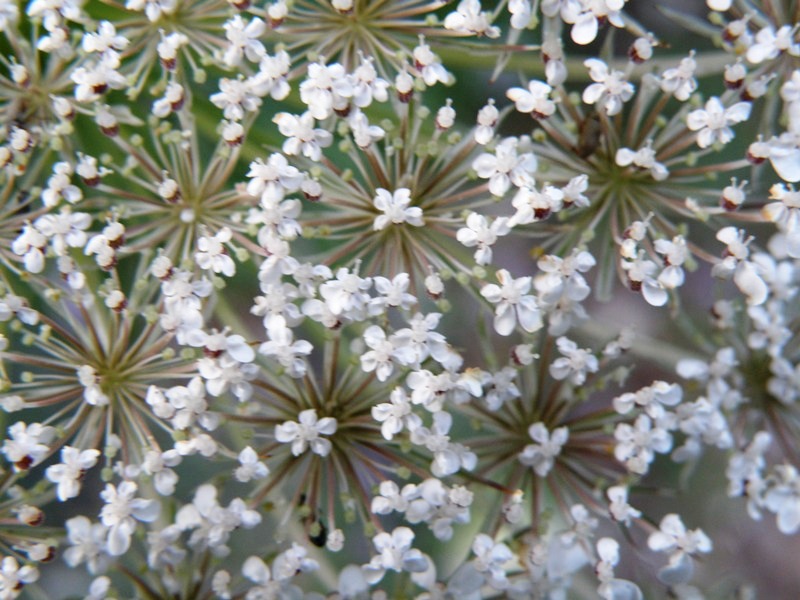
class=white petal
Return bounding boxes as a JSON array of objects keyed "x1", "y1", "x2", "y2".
[
  {"x1": 493, "y1": 303, "x2": 516, "y2": 336},
  {"x1": 106, "y1": 524, "x2": 131, "y2": 556},
  {"x1": 517, "y1": 298, "x2": 542, "y2": 333},
  {"x1": 571, "y1": 13, "x2": 598, "y2": 45},
  {"x1": 225, "y1": 335, "x2": 254, "y2": 362},
  {"x1": 642, "y1": 281, "x2": 668, "y2": 306},
  {"x1": 769, "y1": 147, "x2": 800, "y2": 182},
  {"x1": 243, "y1": 556, "x2": 271, "y2": 584}
]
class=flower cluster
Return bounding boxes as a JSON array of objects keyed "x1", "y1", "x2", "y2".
[{"x1": 0, "y1": 0, "x2": 799, "y2": 597}]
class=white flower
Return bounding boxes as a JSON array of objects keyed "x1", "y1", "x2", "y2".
[
  {"x1": 551, "y1": 0, "x2": 627, "y2": 45},
  {"x1": 612, "y1": 381, "x2": 682, "y2": 418},
  {"x1": 2, "y1": 422, "x2": 55, "y2": 471},
  {"x1": 12, "y1": 222, "x2": 47, "y2": 273},
  {"x1": 99, "y1": 481, "x2": 160, "y2": 556},
  {"x1": 457, "y1": 213, "x2": 510, "y2": 265},
  {"x1": 235, "y1": 446, "x2": 269, "y2": 482},
  {"x1": 712, "y1": 227, "x2": 768, "y2": 305},
  {"x1": 371, "y1": 387, "x2": 420, "y2": 440},
  {"x1": 480, "y1": 269, "x2": 542, "y2": 336},
  {"x1": 747, "y1": 25, "x2": 800, "y2": 64},
  {"x1": 195, "y1": 227, "x2": 235, "y2": 277},
  {"x1": 582, "y1": 58, "x2": 634, "y2": 116},
  {"x1": 241, "y1": 556, "x2": 279, "y2": 597},
  {"x1": 141, "y1": 450, "x2": 181, "y2": 496},
  {"x1": 46, "y1": 446, "x2": 100, "y2": 501},
  {"x1": 360, "y1": 325, "x2": 416, "y2": 382},
  {"x1": 647, "y1": 514, "x2": 711, "y2": 584},
  {"x1": 443, "y1": 0, "x2": 499, "y2": 38},
  {"x1": 596, "y1": 538, "x2": 643, "y2": 600},
  {"x1": 371, "y1": 273, "x2": 417, "y2": 311},
  {"x1": 362, "y1": 527, "x2": 428, "y2": 584},
  {"x1": 607, "y1": 485, "x2": 641, "y2": 525},
  {"x1": 686, "y1": 97, "x2": 751, "y2": 148},
  {"x1": 259, "y1": 315, "x2": 313, "y2": 378},
  {"x1": 0, "y1": 557, "x2": 38, "y2": 599},
  {"x1": 186, "y1": 328, "x2": 255, "y2": 363},
  {"x1": 507, "y1": 80, "x2": 556, "y2": 119},
  {"x1": 615, "y1": 415, "x2": 673, "y2": 475},
  {"x1": 273, "y1": 111, "x2": 333, "y2": 161},
  {"x1": 471, "y1": 534, "x2": 513, "y2": 590},
  {"x1": 351, "y1": 55, "x2": 389, "y2": 107},
  {"x1": 371, "y1": 480, "x2": 413, "y2": 515},
  {"x1": 519, "y1": 422, "x2": 568, "y2": 476},
  {"x1": 472, "y1": 137, "x2": 537, "y2": 197},
  {"x1": 319, "y1": 266, "x2": 372, "y2": 318},
  {"x1": 63, "y1": 516, "x2": 109, "y2": 574},
  {"x1": 41, "y1": 161, "x2": 82, "y2": 207},
  {"x1": 34, "y1": 207, "x2": 91, "y2": 256},
  {"x1": 764, "y1": 183, "x2": 800, "y2": 237},
  {"x1": 615, "y1": 141, "x2": 668, "y2": 181},
  {"x1": 660, "y1": 53, "x2": 697, "y2": 101},
  {"x1": 412, "y1": 37, "x2": 451, "y2": 87},
  {"x1": 372, "y1": 188, "x2": 424, "y2": 231},
  {"x1": 349, "y1": 109, "x2": 385, "y2": 148},
  {"x1": 86, "y1": 576, "x2": 112, "y2": 600},
  {"x1": 549, "y1": 336, "x2": 599, "y2": 385},
  {"x1": 222, "y1": 15, "x2": 265, "y2": 67},
  {"x1": 474, "y1": 99, "x2": 499, "y2": 144},
  {"x1": 654, "y1": 235, "x2": 687, "y2": 290},
  {"x1": 410, "y1": 411, "x2": 477, "y2": 477},
  {"x1": 509, "y1": 183, "x2": 565, "y2": 225},
  {"x1": 250, "y1": 50, "x2": 291, "y2": 101},
  {"x1": 763, "y1": 464, "x2": 800, "y2": 534},
  {"x1": 162, "y1": 376, "x2": 217, "y2": 430},
  {"x1": 273, "y1": 543, "x2": 319, "y2": 581},
  {"x1": 300, "y1": 60, "x2": 353, "y2": 120},
  {"x1": 151, "y1": 82, "x2": 184, "y2": 118},
  {"x1": 275, "y1": 409, "x2": 338, "y2": 457}
]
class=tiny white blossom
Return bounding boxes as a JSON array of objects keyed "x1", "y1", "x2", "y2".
[
  {"x1": 235, "y1": 446, "x2": 269, "y2": 482},
  {"x1": 582, "y1": 59, "x2": 634, "y2": 116},
  {"x1": 480, "y1": 269, "x2": 542, "y2": 336},
  {"x1": 275, "y1": 409, "x2": 338, "y2": 457},
  {"x1": 648, "y1": 514, "x2": 712, "y2": 585},
  {"x1": 362, "y1": 526, "x2": 428, "y2": 584},
  {"x1": 519, "y1": 422, "x2": 568, "y2": 476},
  {"x1": 372, "y1": 188, "x2": 424, "y2": 231},
  {"x1": 99, "y1": 481, "x2": 160, "y2": 556},
  {"x1": 686, "y1": 97, "x2": 751, "y2": 148},
  {"x1": 46, "y1": 446, "x2": 100, "y2": 501}
]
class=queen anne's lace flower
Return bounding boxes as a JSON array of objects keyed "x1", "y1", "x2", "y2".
[
  {"x1": 46, "y1": 447, "x2": 100, "y2": 501},
  {"x1": 362, "y1": 527, "x2": 428, "y2": 584},
  {"x1": 519, "y1": 423, "x2": 569, "y2": 476},
  {"x1": 582, "y1": 58, "x2": 634, "y2": 116},
  {"x1": 687, "y1": 97, "x2": 752, "y2": 148},
  {"x1": 372, "y1": 188, "x2": 424, "y2": 231},
  {"x1": 648, "y1": 514, "x2": 712, "y2": 585},
  {"x1": 275, "y1": 409, "x2": 338, "y2": 457},
  {"x1": 99, "y1": 481, "x2": 160, "y2": 556},
  {"x1": 480, "y1": 269, "x2": 542, "y2": 336}
]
